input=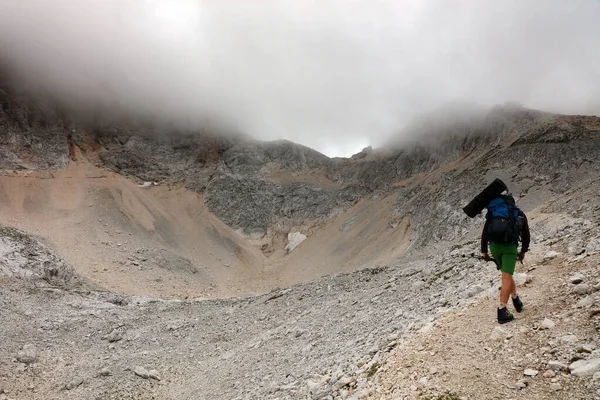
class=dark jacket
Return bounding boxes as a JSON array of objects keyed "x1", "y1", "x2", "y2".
[{"x1": 481, "y1": 209, "x2": 530, "y2": 254}]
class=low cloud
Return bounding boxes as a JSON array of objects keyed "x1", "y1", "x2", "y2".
[{"x1": 1, "y1": 0, "x2": 599, "y2": 156}]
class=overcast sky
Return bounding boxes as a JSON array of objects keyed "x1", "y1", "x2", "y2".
[{"x1": 1, "y1": 0, "x2": 599, "y2": 157}]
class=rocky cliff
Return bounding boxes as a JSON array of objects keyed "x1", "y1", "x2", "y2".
[{"x1": 3, "y1": 80, "x2": 600, "y2": 255}]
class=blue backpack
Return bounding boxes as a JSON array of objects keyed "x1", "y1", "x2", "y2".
[{"x1": 485, "y1": 195, "x2": 522, "y2": 243}]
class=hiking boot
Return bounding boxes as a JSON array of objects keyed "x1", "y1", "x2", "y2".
[
  {"x1": 512, "y1": 296, "x2": 524, "y2": 313},
  {"x1": 497, "y1": 307, "x2": 514, "y2": 324}
]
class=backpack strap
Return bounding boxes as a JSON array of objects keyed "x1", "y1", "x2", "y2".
[
  {"x1": 507, "y1": 201, "x2": 515, "y2": 221},
  {"x1": 500, "y1": 194, "x2": 518, "y2": 220}
]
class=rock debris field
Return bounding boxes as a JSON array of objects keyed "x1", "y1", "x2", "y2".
[{"x1": 2, "y1": 203, "x2": 600, "y2": 400}]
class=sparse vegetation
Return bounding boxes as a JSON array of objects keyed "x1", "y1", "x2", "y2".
[
  {"x1": 423, "y1": 392, "x2": 461, "y2": 400},
  {"x1": 367, "y1": 362, "x2": 379, "y2": 378}
]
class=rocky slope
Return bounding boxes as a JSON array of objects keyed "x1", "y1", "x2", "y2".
[
  {"x1": 1, "y1": 80, "x2": 600, "y2": 399},
  {"x1": 1, "y1": 190, "x2": 599, "y2": 400}
]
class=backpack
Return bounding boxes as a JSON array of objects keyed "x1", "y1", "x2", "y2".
[{"x1": 485, "y1": 195, "x2": 523, "y2": 243}]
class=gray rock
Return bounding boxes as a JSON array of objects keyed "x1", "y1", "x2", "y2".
[
  {"x1": 558, "y1": 335, "x2": 578, "y2": 345},
  {"x1": 418, "y1": 322, "x2": 435, "y2": 334},
  {"x1": 570, "y1": 358, "x2": 600, "y2": 377},
  {"x1": 577, "y1": 293, "x2": 598, "y2": 308},
  {"x1": 513, "y1": 273, "x2": 531, "y2": 286},
  {"x1": 547, "y1": 361, "x2": 568, "y2": 371},
  {"x1": 570, "y1": 273, "x2": 586, "y2": 284},
  {"x1": 306, "y1": 379, "x2": 325, "y2": 393},
  {"x1": 17, "y1": 344, "x2": 37, "y2": 364},
  {"x1": 543, "y1": 251, "x2": 559, "y2": 262},
  {"x1": 490, "y1": 326, "x2": 511, "y2": 341},
  {"x1": 573, "y1": 283, "x2": 590, "y2": 295},
  {"x1": 99, "y1": 367, "x2": 111, "y2": 377},
  {"x1": 65, "y1": 378, "x2": 83, "y2": 390},
  {"x1": 568, "y1": 242, "x2": 585, "y2": 256},
  {"x1": 106, "y1": 328, "x2": 124, "y2": 343},
  {"x1": 464, "y1": 285, "x2": 484, "y2": 298},
  {"x1": 514, "y1": 381, "x2": 527, "y2": 390},
  {"x1": 332, "y1": 377, "x2": 355, "y2": 392},
  {"x1": 523, "y1": 368, "x2": 538, "y2": 376},
  {"x1": 586, "y1": 240, "x2": 599, "y2": 254},
  {"x1": 539, "y1": 318, "x2": 555, "y2": 330},
  {"x1": 133, "y1": 366, "x2": 150, "y2": 379},
  {"x1": 148, "y1": 369, "x2": 161, "y2": 381},
  {"x1": 549, "y1": 383, "x2": 562, "y2": 391}
]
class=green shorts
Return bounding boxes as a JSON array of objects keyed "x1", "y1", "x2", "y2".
[{"x1": 489, "y1": 242, "x2": 518, "y2": 275}]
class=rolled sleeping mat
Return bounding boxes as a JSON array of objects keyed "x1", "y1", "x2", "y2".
[{"x1": 462, "y1": 178, "x2": 508, "y2": 218}]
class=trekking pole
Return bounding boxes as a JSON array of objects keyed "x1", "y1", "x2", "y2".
[
  {"x1": 460, "y1": 253, "x2": 501, "y2": 270},
  {"x1": 475, "y1": 255, "x2": 501, "y2": 270}
]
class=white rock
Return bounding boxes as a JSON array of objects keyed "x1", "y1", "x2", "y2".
[
  {"x1": 17, "y1": 344, "x2": 37, "y2": 364},
  {"x1": 523, "y1": 368, "x2": 538, "y2": 376},
  {"x1": 568, "y1": 243, "x2": 585, "y2": 256},
  {"x1": 133, "y1": 366, "x2": 149, "y2": 379},
  {"x1": 573, "y1": 283, "x2": 590, "y2": 295},
  {"x1": 577, "y1": 293, "x2": 598, "y2": 308},
  {"x1": 490, "y1": 326, "x2": 511, "y2": 341},
  {"x1": 539, "y1": 318, "x2": 555, "y2": 330},
  {"x1": 514, "y1": 381, "x2": 527, "y2": 390},
  {"x1": 569, "y1": 273, "x2": 586, "y2": 284},
  {"x1": 65, "y1": 378, "x2": 83, "y2": 390},
  {"x1": 586, "y1": 240, "x2": 599, "y2": 254},
  {"x1": 418, "y1": 322, "x2": 435, "y2": 333},
  {"x1": 285, "y1": 232, "x2": 307, "y2": 253},
  {"x1": 99, "y1": 368, "x2": 111, "y2": 377},
  {"x1": 547, "y1": 361, "x2": 568, "y2": 371},
  {"x1": 332, "y1": 377, "x2": 354, "y2": 391},
  {"x1": 513, "y1": 273, "x2": 532, "y2": 286},
  {"x1": 570, "y1": 358, "x2": 600, "y2": 377},
  {"x1": 418, "y1": 377, "x2": 428, "y2": 384},
  {"x1": 106, "y1": 328, "x2": 124, "y2": 343},
  {"x1": 550, "y1": 383, "x2": 562, "y2": 391},
  {"x1": 306, "y1": 379, "x2": 323, "y2": 392},
  {"x1": 464, "y1": 285, "x2": 485, "y2": 298},
  {"x1": 543, "y1": 251, "x2": 559, "y2": 262},
  {"x1": 148, "y1": 369, "x2": 161, "y2": 381},
  {"x1": 558, "y1": 335, "x2": 578, "y2": 345}
]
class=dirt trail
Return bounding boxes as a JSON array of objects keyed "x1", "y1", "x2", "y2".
[{"x1": 366, "y1": 250, "x2": 600, "y2": 400}]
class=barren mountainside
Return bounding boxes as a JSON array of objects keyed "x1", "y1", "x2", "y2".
[{"x1": 1, "y1": 80, "x2": 600, "y2": 400}]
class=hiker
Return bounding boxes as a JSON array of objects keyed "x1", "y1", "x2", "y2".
[{"x1": 481, "y1": 195, "x2": 530, "y2": 324}]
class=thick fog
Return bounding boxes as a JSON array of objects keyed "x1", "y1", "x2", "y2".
[{"x1": 1, "y1": 0, "x2": 599, "y2": 156}]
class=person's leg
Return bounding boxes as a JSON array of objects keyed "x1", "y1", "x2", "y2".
[
  {"x1": 500, "y1": 272, "x2": 512, "y2": 304},
  {"x1": 490, "y1": 242, "x2": 517, "y2": 323},
  {"x1": 509, "y1": 275, "x2": 517, "y2": 298},
  {"x1": 506, "y1": 258, "x2": 524, "y2": 312},
  {"x1": 500, "y1": 244, "x2": 522, "y2": 312}
]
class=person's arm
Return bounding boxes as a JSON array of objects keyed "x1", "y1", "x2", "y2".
[
  {"x1": 481, "y1": 219, "x2": 489, "y2": 255},
  {"x1": 520, "y1": 210, "x2": 530, "y2": 253},
  {"x1": 517, "y1": 210, "x2": 530, "y2": 263}
]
